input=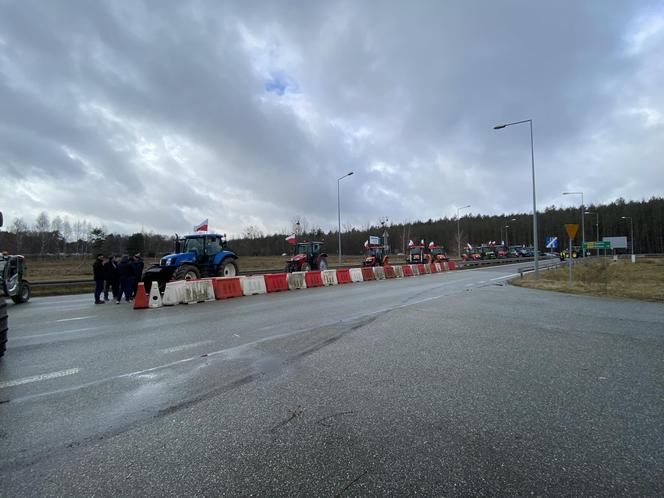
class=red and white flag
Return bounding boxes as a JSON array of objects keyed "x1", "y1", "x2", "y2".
[
  {"x1": 285, "y1": 234, "x2": 297, "y2": 245},
  {"x1": 466, "y1": 243, "x2": 473, "y2": 250},
  {"x1": 408, "y1": 239, "x2": 415, "y2": 248},
  {"x1": 194, "y1": 219, "x2": 208, "y2": 232},
  {"x1": 428, "y1": 241, "x2": 435, "y2": 248},
  {"x1": 364, "y1": 240, "x2": 369, "y2": 248}
]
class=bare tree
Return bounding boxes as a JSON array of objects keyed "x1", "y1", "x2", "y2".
[
  {"x1": 34, "y1": 211, "x2": 50, "y2": 257},
  {"x1": 291, "y1": 215, "x2": 309, "y2": 235},
  {"x1": 11, "y1": 217, "x2": 29, "y2": 253},
  {"x1": 242, "y1": 225, "x2": 264, "y2": 240},
  {"x1": 62, "y1": 218, "x2": 72, "y2": 254}
]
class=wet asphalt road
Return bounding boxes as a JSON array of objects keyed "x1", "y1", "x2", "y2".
[{"x1": 1, "y1": 262, "x2": 663, "y2": 497}]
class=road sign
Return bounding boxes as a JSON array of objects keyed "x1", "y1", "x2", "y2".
[
  {"x1": 545, "y1": 236, "x2": 558, "y2": 249},
  {"x1": 583, "y1": 241, "x2": 611, "y2": 250},
  {"x1": 603, "y1": 236, "x2": 627, "y2": 249},
  {"x1": 565, "y1": 224, "x2": 579, "y2": 239}
]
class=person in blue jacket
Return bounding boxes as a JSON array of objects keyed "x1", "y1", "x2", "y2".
[{"x1": 117, "y1": 255, "x2": 135, "y2": 303}]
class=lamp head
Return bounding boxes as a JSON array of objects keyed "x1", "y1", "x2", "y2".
[{"x1": 493, "y1": 124, "x2": 506, "y2": 130}]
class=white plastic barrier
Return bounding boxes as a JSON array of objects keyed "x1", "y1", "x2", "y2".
[
  {"x1": 162, "y1": 280, "x2": 186, "y2": 306},
  {"x1": 349, "y1": 268, "x2": 364, "y2": 283},
  {"x1": 148, "y1": 281, "x2": 163, "y2": 308},
  {"x1": 434, "y1": 263, "x2": 442, "y2": 272},
  {"x1": 373, "y1": 266, "x2": 386, "y2": 280},
  {"x1": 411, "y1": 265, "x2": 420, "y2": 276},
  {"x1": 183, "y1": 279, "x2": 215, "y2": 304},
  {"x1": 241, "y1": 275, "x2": 267, "y2": 296},
  {"x1": 287, "y1": 272, "x2": 307, "y2": 290},
  {"x1": 393, "y1": 265, "x2": 404, "y2": 278},
  {"x1": 321, "y1": 269, "x2": 338, "y2": 286}
]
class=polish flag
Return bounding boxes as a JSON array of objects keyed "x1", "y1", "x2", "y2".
[
  {"x1": 364, "y1": 240, "x2": 369, "y2": 248},
  {"x1": 466, "y1": 243, "x2": 473, "y2": 250},
  {"x1": 408, "y1": 240, "x2": 415, "y2": 248},
  {"x1": 285, "y1": 234, "x2": 297, "y2": 245},
  {"x1": 428, "y1": 241, "x2": 435, "y2": 248},
  {"x1": 194, "y1": 219, "x2": 208, "y2": 232}
]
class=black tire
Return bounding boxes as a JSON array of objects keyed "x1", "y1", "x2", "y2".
[
  {"x1": 301, "y1": 262, "x2": 311, "y2": 272},
  {"x1": 318, "y1": 258, "x2": 328, "y2": 271},
  {"x1": 11, "y1": 283, "x2": 30, "y2": 304},
  {"x1": 174, "y1": 264, "x2": 201, "y2": 281},
  {"x1": 216, "y1": 258, "x2": 238, "y2": 277},
  {"x1": 0, "y1": 299, "x2": 7, "y2": 359}
]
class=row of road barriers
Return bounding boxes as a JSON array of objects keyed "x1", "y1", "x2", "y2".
[{"x1": 133, "y1": 261, "x2": 456, "y2": 310}]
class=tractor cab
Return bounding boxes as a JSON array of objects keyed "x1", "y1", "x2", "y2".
[
  {"x1": 494, "y1": 245, "x2": 509, "y2": 258},
  {"x1": 462, "y1": 246, "x2": 481, "y2": 261},
  {"x1": 286, "y1": 241, "x2": 328, "y2": 272},
  {"x1": 428, "y1": 244, "x2": 449, "y2": 263},
  {"x1": 479, "y1": 245, "x2": 497, "y2": 259},
  {"x1": 0, "y1": 254, "x2": 31, "y2": 304},
  {"x1": 407, "y1": 244, "x2": 429, "y2": 264},
  {"x1": 363, "y1": 244, "x2": 390, "y2": 267}
]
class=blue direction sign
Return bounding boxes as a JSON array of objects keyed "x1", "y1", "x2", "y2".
[{"x1": 545, "y1": 236, "x2": 558, "y2": 249}]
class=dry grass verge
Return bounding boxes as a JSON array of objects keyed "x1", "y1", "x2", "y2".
[{"x1": 512, "y1": 258, "x2": 664, "y2": 302}]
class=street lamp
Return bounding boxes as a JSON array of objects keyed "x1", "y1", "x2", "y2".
[
  {"x1": 563, "y1": 191, "x2": 585, "y2": 256},
  {"x1": 621, "y1": 216, "x2": 634, "y2": 258},
  {"x1": 456, "y1": 205, "x2": 471, "y2": 259},
  {"x1": 337, "y1": 171, "x2": 354, "y2": 265},
  {"x1": 494, "y1": 119, "x2": 539, "y2": 278},
  {"x1": 584, "y1": 211, "x2": 599, "y2": 255},
  {"x1": 503, "y1": 218, "x2": 516, "y2": 247}
]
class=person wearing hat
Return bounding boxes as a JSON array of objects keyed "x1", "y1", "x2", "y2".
[{"x1": 92, "y1": 253, "x2": 105, "y2": 304}]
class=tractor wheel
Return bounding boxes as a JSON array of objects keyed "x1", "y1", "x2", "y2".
[
  {"x1": 318, "y1": 258, "x2": 328, "y2": 271},
  {"x1": 11, "y1": 283, "x2": 31, "y2": 304},
  {"x1": 0, "y1": 299, "x2": 7, "y2": 358},
  {"x1": 301, "y1": 262, "x2": 311, "y2": 272},
  {"x1": 174, "y1": 264, "x2": 201, "y2": 281},
  {"x1": 217, "y1": 259, "x2": 238, "y2": 278}
]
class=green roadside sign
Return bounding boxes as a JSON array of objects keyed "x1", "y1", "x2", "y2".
[{"x1": 583, "y1": 241, "x2": 611, "y2": 250}]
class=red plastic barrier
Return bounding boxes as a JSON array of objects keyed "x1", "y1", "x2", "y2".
[
  {"x1": 440, "y1": 262, "x2": 447, "y2": 271},
  {"x1": 384, "y1": 266, "x2": 396, "y2": 279},
  {"x1": 361, "y1": 267, "x2": 375, "y2": 281},
  {"x1": 448, "y1": 260, "x2": 457, "y2": 270},
  {"x1": 304, "y1": 270, "x2": 324, "y2": 288},
  {"x1": 430, "y1": 263, "x2": 438, "y2": 273},
  {"x1": 213, "y1": 277, "x2": 243, "y2": 299},
  {"x1": 417, "y1": 264, "x2": 426, "y2": 274},
  {"x1": 336, "y1": 268, "x2": 352, "y2": 284},
  {"x1": 264, "y1": 273, "x2": 289, "y2": 293},
  {"x1": 402, "y1": 265, "x2": 413, "y2": 277}
]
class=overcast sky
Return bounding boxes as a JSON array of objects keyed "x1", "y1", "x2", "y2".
[{"x1": 1, "y1": 0, "x2": 662, "y2": 237}]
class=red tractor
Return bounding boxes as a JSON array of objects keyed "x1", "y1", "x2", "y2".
[
  {"x1": 427, "y1": 243, "x2": 449, "y2": 263},
  {"x1": 285, "y1": 241, "x2": 329, "y2": 272},
  {"x1": 363, "y1": 242, "x2": 390, "y2": 267},
  {"x1": 461, "y1": 245, "x2": 481, "y2": 261}
]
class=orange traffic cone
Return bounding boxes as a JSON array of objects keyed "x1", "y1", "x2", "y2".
[{"x1": 133, "y1": 282, "x2": 149, "y2": 309}]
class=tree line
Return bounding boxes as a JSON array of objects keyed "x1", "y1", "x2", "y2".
[{"x1": 1, "y1": 197, "x2": 662, "y2": 259}]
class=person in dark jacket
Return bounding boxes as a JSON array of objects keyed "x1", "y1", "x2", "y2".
[
  {"x1": 117, "y1": 255, "x2": 134, "y2": 303},
  {"x1": 92, "y1": 254, "x2": 105, "y2": 304},
  {"x1": 132, "y1": 253, "x2": 144, "y2": 296},
  {"x1": 103, "y1": 255, "x2": 119, "y2": 301}
]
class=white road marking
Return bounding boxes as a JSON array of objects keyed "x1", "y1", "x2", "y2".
[
  {"x1": 0, "y1": 368, "x2": 80, "y2": 389},
  {"x1": 490, "y1": 273, "x2": 520, "y2": 281},
  {"x1": 55, "y1": 316, "x2": 94, "y2": 323},
  {"x1": 157, "y1": 340, "x2": 214, "y2": 355},
  {"x1": 13, "y1": 327, "x2": 96, "y2": 341}
]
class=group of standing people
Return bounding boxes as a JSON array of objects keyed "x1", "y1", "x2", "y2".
[{"x1": 92, "y1": 253, "x2": 144, "y2": 304}]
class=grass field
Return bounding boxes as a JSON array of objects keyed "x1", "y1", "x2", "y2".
[{"x1": 512, "y1": 258, "x2": 664, "y2": 302}]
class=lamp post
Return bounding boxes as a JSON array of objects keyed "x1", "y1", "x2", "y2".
[
  {"x1": 504, "y1": 218, "x2": 516, "y2": 247},
  {"x1": 584, "y1": 211, "x2": 599, "y2": 255},
  {"x1": 621, "y1": 216, "x2": 634, "y2": 260},
  {"x1": 456, "y1": 205, "x2": 471, "y2": 259},
  {"x1": 563, "y1": 191, "x2": 585, "y2": 256},
  {"x1": 337, "y1": 171, "x2": 354, "y2": 265},
  {"x1": 494, "y1": 119, "x2": 539, "y2": 278}
]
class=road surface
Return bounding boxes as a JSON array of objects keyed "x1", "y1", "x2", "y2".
[{"x1": 1, "y1": 262, "x2": 662, "y2": 496}]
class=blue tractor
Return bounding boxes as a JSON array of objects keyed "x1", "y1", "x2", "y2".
[{"x1": 142, "y1": 233, "x2": 239, "y2": 291}]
